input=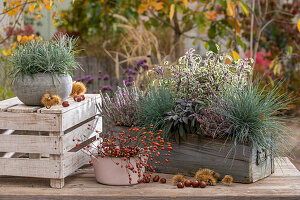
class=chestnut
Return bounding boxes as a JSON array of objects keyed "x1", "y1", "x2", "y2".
[
  {"x1": 199, "y1": 181, "x2": 206, "y2": 188},
  {"x1": 191, "y1": 181, "x2": 199, "y2": 188},
  {"x1": 160, "y1": 178, "x2": 166, "y2": 183},
  {"x1": 153, "y1": 175, "x2": 160, "y2": 182},
  {"x1": 62, "y1": 101, "x2": 70, "y2": 107},
  {"x1": 74, "y1": 95, "x2": 82, "y2": 102},
  {"x1": 184, "y1": 180, "x2": 191, "y2": 187},
  {"x1": 177, "y1": 182, "x2": 184, "y2": 188}
]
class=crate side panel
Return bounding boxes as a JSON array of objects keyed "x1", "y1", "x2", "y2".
[
  {"x1": 62, "y1": 151, "x2": 90, "y2": 178},
  {"x1": 62, "y1": 117, "x2": 102, "y2": 153},
  {"x1": 0, "y1": 98, "x2": 23, "y2": 112},
  {"x1": 0, "y1": 112, "x2": 60, "y2": 131},
  {"x1": 156, "y1": 135, "x2": 252, "y2": 183},
  {"x1": 37, "y1": 94, "x2": 100, "y2": 114},
  {"x1": 61, "y1": 96, "x2": 100, "y2": 131},
  {"x1": 0, "y1": 157, "x2": 61, "y2": 178},
  {"x1": 251, "y1": 148, "x2": 273, "y2": 182},
  {"x1": 0, "y1": 134, "x2": 61, "y2": 154}
]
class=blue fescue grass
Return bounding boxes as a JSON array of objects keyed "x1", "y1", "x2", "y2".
[{"x1": 214, "y1": 81, "x2": 293, "y2": 158}]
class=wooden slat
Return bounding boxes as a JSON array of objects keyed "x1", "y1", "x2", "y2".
[
  {"x1": 7, "y1": 104, "x2": 41, "y2": 113},
  {"x1": 0, "y1": 97, "x2": 23, "y2": 112},
  {"x1": 62, "y1": 151, "x2": 90, "y2": 178},
  {"x1": 61, "y1": 96, "x2": 100, "y2": 131},
  {"x1": 0, "y1": 134, "x2": 61, "y2": 154},
  {"x1": 0, "y1": 157, "x2": 60, "y2": 178},
  {"x1": 62, "y1": 117, "x2": 102, "y2": 153},
  {"x1": 37, "y1": 94, "x2": 100, "y2": 114},
  {"x1": 0, "y1": 112, "x2": 60, "y2": 131},
  {"x1": 0, "y1": 157, "x2": 299, "y2": 199},
  {"x1": 156, "y1": 135, "x2": 255, "y2": 183}
]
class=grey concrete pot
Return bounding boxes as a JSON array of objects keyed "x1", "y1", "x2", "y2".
[{"x1": 13, "y1": 73, "x2": 72, "y2": 106}]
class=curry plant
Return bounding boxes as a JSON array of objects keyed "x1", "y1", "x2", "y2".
[{"x1": 9, "y1": 34, "x2": 81, "y2": 79}]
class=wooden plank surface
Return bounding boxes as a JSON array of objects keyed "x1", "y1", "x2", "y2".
[
  {"x1": 62, "y1": 151, "x2": 90, "y2": 178},
  {"x1": 156, "y1": 135, "x2": 256, "y2": 183},
  {"x1": 0, "y1": 112, "x2": 60, "y2": 131},
  {"x1": 0, "y1": 158, "x2": 299, "y2": 199},
  {"x1": 7, "y1": 104, "x2": 41, "y2": 113},
  {"x1": 61, "y1": 96, "x2": 100, "y2": 131},
  {"x1": 0, "y1": 97, "x2": 23, "y2": 112},
  {"x1": 62, "y1": 117, "x2": 101, "y2": 153},
  {"x1": 37, "y1": 94, "x2": 100, "y2": 114},
  {"x1": 0, "y1": 134, "x2": 61, "y2": 154},
  {"x1": 0, "y1": 157, "x2": 60, "y2": 178}
]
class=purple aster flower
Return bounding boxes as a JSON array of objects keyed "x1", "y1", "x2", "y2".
[
  {"x1": 98, "y1": 70, "x2": 102, "y2": 74},
  {"x1": 124, "y1": 80, "x2": 133, "y2": 87},
  {"x1": 98, "y1": 76, "x2": 102, "y2": 80},
  {"x1": 125, "y1": 68, "x2": 137, "y2": 75},
  {"x1": 146, "y1": 54, "x2": 151, "y2": 58},
  {"x1": 140, "y1": 83, "x2": 144, "y2": 89},
  {"x1": 142, "y1": 64, "x2": 149, "y2": 70},
  {"x1": 100, "y1": 85, "x2": 113, "y2": 92},
  {"x1": 103, "y1": 74, "x2": 110, "y2": 80},
  {"x1": 136, "y1": 58, "x2": 147, "y2": 66},
  {"x1": 86, "y1": 77, "x2": 94, "y2": 84},
  {"x1": 83, "y1": 75, "x2": 92, "y2": 80},
  {"x1": 75, "y1": 78, "x2": 82, "y2": 82},
  {"x1": 128, "y1": 75, "x2": 134, "y2": 82}
]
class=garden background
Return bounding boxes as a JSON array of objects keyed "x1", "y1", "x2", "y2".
[{"x1": 0, "y1": 0, "x2": 300, "y2": 169}]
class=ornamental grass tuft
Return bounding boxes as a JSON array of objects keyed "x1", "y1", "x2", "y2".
[
  {"x1": 9, "y1": 34, "x2": 81, "y2": 79},
  {"x1": 214, "y1": 81, "x2": 293, "y2": 158},
  {"x1": 137, "y1": 85, "x2": 176, "y2": 134}
]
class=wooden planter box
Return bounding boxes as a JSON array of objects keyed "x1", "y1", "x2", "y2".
[
  {"x1": 156, "y1": 134, "x2": 274, "y2": 183},
  {"x1": 0, "y1": 94, "x2": 101, "y2": 188}
]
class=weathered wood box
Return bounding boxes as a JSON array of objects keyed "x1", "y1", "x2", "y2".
[
  {"x1": 0, "y1": 94, "x2": 101, "y2": 188},
  {"x1": 156, "y1": 134, "x2": 274, "y2": 183}
]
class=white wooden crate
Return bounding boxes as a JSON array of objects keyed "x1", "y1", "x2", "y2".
[{"x1": 0, "y1": 94, "x2": 102, "y2": 188}]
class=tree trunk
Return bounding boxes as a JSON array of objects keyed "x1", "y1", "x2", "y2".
[{"x1": 173, "y1": 10, "x2": 182, "y2": 59}]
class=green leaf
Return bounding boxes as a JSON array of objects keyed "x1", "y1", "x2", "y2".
[
  {"x1": 237, "y1": 35, "x2": 247, "y2": 52},
  {"x1": 288, "y1": 46, "x2": 293, "y2": 57},
  {"x1": 217, "y1": 0, "x2": 227, "y2": 9},
  {"x1": 179, "y1": 125, "x2": 185, "y2": 138},
  {"x1": 208, "y1": 24, "x2": 216, "y2": 39},
  {"x1": 149, "y1": 17, "x2": 160, "y2": 27},
  {"x1": 207, "y1": 41, "x2": 218, "y2": 53},
  {"x1": 175, "y1": 131, "x2": 180, "y2": 144}
]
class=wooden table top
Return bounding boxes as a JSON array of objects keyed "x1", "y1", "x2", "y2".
[{"x1": 0, "y1": 157, "x2": 299, "y2": 199}]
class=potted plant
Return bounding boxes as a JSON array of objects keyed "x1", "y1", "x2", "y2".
[
  {"x1": 135, "y1": 48, "x2": 292, "y2": 183},
  {"x1": 8, "y1": 34, "x2": 80, "y2": 106},
  {"x1": 78, "y1": 123, "x2": 172, "y2": 185}
]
